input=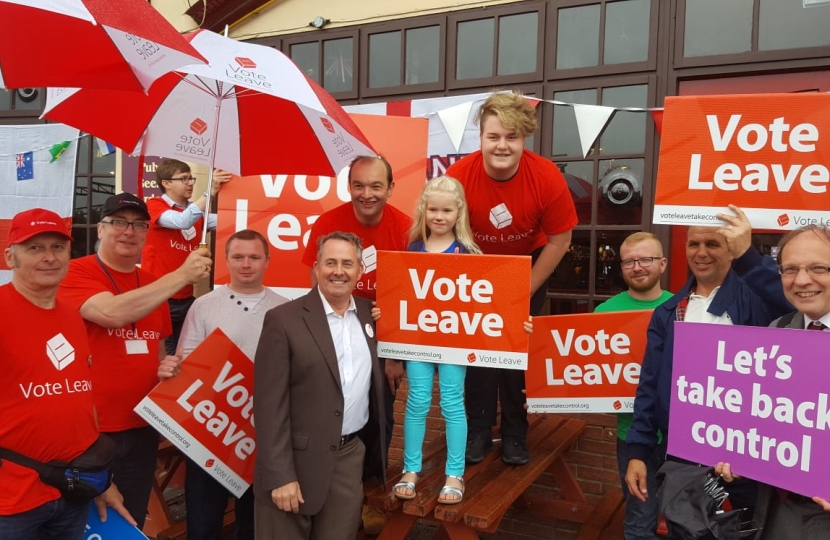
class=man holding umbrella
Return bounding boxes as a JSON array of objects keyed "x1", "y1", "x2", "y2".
[{"x1": 59, "y1": 193, "x2": 212, "y2": 528}]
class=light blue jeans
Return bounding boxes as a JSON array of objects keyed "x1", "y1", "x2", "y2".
[{"x1": 403, "y1": 360, "x2": 467, "y2": 477}]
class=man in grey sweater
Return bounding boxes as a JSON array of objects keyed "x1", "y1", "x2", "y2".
[{"x1": 177, "y1": 229, "x2": 288, "y2": 540}]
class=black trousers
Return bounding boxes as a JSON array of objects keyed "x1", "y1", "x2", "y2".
[
  {"x1": 165, "y1": 296, "x2": 196, "y2": 356},
  {"x1": 464, "y1": 248, "x2": 547, "y2": 440}
]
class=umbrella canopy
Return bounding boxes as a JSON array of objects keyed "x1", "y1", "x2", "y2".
[
  {"x1": 0, "y1": 0, "x2": 207, "y2": 91},
  {"x1": 43, "y1": 29, "x2": 376, "y2": 177}
]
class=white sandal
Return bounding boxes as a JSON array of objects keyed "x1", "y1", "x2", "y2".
[
  {"x1": 437, "y1": 475, "x2": 465, "y2": 505},
  {"x1": 393, "y1": 471, "x2": 419, "y2": 500}
]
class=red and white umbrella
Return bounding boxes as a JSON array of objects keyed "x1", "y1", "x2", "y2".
[
  {"x1": 43, "y1": 29, "x2": 376, "y2": 241},
  {"x1": 0, "y1": 0, "x2": 207, "y2": 91}
]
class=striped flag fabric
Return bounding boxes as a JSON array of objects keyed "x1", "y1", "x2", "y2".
[
  {"x1": 96, "y1": 137, "x2": 116, "y2": 156},
  {"x1": 0, "y1": 124, "x2": 79, "y2": 284}
]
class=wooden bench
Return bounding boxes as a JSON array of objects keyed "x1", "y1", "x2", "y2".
[{"x1": 366, "y1": 414, "x2": 609, "y2": 540}]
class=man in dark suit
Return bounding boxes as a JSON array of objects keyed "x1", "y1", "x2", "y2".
[
  {"x1": 253, "y1": 231, "x2": 387, "y2": 540},
  {"x1": 717, "y1": 224, "x2": 830, "y2": 539}
]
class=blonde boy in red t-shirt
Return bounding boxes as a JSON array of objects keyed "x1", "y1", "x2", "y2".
[{"x1": 446, "y1": 91, "x2": 577, "y2": 466}]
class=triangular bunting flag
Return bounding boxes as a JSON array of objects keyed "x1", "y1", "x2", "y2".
[
  {"x1": 651, "y1": 109, "x2": 664, "y2": 137},
  {"x1": 437, "y1": 101, "x2": 475, "y2": 154},
  {"x1": 573, "y1": 104, "x2": 615, "y2": 158}
]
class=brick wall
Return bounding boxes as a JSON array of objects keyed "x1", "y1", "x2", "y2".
[{"x1": 389, "y1": 379, "x2": 622, "y2": 539}]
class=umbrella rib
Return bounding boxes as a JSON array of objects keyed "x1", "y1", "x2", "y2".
[{"x1": 179, "y1": 74, "x2": 222, "y2": 98}]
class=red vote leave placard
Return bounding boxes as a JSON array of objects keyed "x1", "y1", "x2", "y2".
[
  {"x1": 654, "y1": 93, "x2": 830, "y2": 229},
  {"x1": 376, "y1": 251, "x2": 531, "y2": 369},
  {"x1": 525, "y1": 310, "x2": 652, "y2": 412},
  {"x1": 135, "y1": 329, "x2": 254, "y2": 495}
]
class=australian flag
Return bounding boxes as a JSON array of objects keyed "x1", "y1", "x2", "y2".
[{"x1": 16, "y1": 152, "x2": 33, "y2": 181}]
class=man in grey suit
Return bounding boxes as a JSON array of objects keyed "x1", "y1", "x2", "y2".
[
  {"x1": 717, "y1": 224, "x2": 830, "y2": 539},
  {"x1": 253, "y1": 231, "x2": 387, "y2": 540}
]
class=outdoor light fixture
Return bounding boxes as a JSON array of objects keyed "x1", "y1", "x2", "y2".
[{"x1": 309, "y1": 16, "x2": 330, "y2": 29}]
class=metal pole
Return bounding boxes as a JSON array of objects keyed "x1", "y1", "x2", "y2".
[{"x1": 200, "y1": 92, "x2": 223, "y2": 247}]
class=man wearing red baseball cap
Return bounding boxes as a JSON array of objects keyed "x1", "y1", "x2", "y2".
[{"x1": 0, "y1": 208, "x2": 132, "y2": 539}]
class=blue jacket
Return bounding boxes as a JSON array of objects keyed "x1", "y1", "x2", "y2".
[{"x1": 626, "y1": 248, "x2": 793, "y2": 462}]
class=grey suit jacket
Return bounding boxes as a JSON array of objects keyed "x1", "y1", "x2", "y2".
[{"x1": 252, "y1": 286, "x2": 387, "y2": 515}]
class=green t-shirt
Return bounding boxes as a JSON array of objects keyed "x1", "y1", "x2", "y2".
[{"x1": 594, "y1": 290, "x2": 673, "y2": 443}]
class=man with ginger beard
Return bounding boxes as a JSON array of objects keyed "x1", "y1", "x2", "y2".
[
  {"x1": 594, "y1": 232, "x2": 671, "y2": 540},
  {"x1": 625, "y1": 205, "x2": 792, "y2": 527}
]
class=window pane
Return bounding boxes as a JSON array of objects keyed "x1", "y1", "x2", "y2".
[
  {"x1": 76, "y1": 136, "x2": 89, "y2": 174},
  {"x1": 558, "y1": 160, "x2": 594, "y2": 225},
  {"x1": 549, "y1": 230, "x2": 590, "y2": 293},
  {"x1": 456, "y1": 18, "x2": 494, "y2": 80},
  {"x1": 595, "y1": 230, "x2": 633, "y2": 295},
  {"x1": 604, "y1": 0, "x2": 650, "y2": 64},
  {"x1": 556, "y1": 5, "x2": 600, "y2": 69},
  {"x1": 406, "y1": 27, "x2": 440, "y2": 85},
  {"x1": 369, "y1": 31, "x2": 401, "y2": 88},
  {"x1": 600, "y1": 85, "x2": 647, "y2": 155},
  {"x1": 684, "y1": 0, "x2": 753, "y2": 57},
  {"x1": 71, "y1": 227, "x2": 89, "y2": 259},
  {"x1": 73, "y1": 180, "x2": 88, "y2": 225},
  {"x1": 598, "y1": 158, "x2": 644, "y2": 226},
  {"x1": 92, "y1": 147, "x2": 116, "y2": 175},
  {"x1": 290, "y1": 42, "x2": 320, "y2": 83},
  {"x1": 323, "y1": 38, "x2": 353, "y2": 93},
  {"x1": 552, "y1": 89, "x2": 598, "y2": 158},
  {"x1": 759, "y1": 0, "x2": 830, "y2": 51},
  {"x1": 497, "y1": 13, "x2": 538, "y2": 75},
  {"x1": 91, "y1": 178, "x2": 115, "y2": 223},
  {"x1": 0, "y1": 89, "x2": 11, "y2": 110}
]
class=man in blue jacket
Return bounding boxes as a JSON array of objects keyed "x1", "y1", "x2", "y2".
[{"x1": 625, "y1": 205, "x2": 792, "y2": 510}]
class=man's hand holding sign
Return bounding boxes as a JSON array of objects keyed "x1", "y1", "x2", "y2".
[
  {"x1": 135, "y1": 329, "x2": 256, "y2": 496},
  {"x1": 375, "y1": 251, "x2": 531, "y2": 368}
]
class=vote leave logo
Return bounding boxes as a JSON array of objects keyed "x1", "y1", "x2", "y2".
[
  {"x1": 190, "y1": 118, "x2": 208, "y2": 136},
  {"x1": 205, "y1": 458, "x2": 215, "y2": 467},
  {"x1": 777, "y1": 213, "x2": 790, "y2": 227},
  {"x1": 234, "y1": 57, "x2": 256, "y2": 69},
  {"x1": 613, "y1": 400, "x2": 622, "y2": 411},
  {"x1": 320, "y1": 118, "x2": 335, "y2": 134},
  {"x1": 467, "y1": 352, "x2": 477, "y2": 363}
]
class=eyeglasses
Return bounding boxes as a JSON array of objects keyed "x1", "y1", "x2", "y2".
[
  {"x1": 166, "y1": 176, "x2": 197, "y2": 185},
  {"x1": 621, "y1": 257, "x2": 661, "y2": 269},
  {"x1": 778, "y1": 264, "x2": 830, "y2": 277},
  {"x1": 101, "y1": 219, "x2": 150, "y2": 232}
]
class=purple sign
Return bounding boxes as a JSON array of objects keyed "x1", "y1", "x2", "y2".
[
  {"x1": 121, "y1": 154, "x2": 164, "y2": 200},
  {"x1": 669, "y1": 321, "x2": 830, "y2": 499}
]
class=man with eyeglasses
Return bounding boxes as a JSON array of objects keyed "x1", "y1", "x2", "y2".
[
  {"x1": 59, "y1": 193, "x2": 213, "y2": 528},
  {"x1": 716, "y1": 225, "x2": 830, "y2": 539},
  {"x1": 594, "y1": 232, "x2": 671, "y2": 540},
  {"x1": 625, "y1": 205, "x2": 793, "y2": 526},
  {"x1": 143, "y1": 158, "x2": 232, "y2": 356}
]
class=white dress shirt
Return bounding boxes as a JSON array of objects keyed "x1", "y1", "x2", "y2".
[
  {"x1": 686, "y1": 287, "x2": 733, "y2": 325},
  {"x1": 317, "y1": 289, "x2": 372, "y2": 436}
]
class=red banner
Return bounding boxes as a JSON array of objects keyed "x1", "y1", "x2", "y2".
[{"x1": 214, "y1": 114, "x2": 429, "y2": 298}]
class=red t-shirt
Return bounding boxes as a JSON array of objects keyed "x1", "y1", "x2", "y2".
[
  {"x1": 59, "y1": 255, "x2": 172, "y2": 432},
  {"x1": 446, "y1": 150, "x2": 578, "y2": 255},
  {"x1": 301, "y1": 202, "x2": 412, "y2": 300},
  {"x1": 143, "y1": 196, "x2": 203, "y2": 299},
  {"x1": 0, "y1": 284, "x2": 97, "y2": 514}
]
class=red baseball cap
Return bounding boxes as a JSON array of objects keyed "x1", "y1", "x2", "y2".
[{"x1": 7, "y1": 208, "x2": 72, "y2": 245}]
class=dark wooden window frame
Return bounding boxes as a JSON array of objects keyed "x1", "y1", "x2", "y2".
[
  {"x1": 0, "y1": 89, "x2": 46, "y2": 119},
  {"x1": 546, "y1": 0, "x2": 659, "y2": 81},
  {"x1": 675, "y1": 0, "x2": 830, "y2": 69},
  {"x1": 281, "y1": 28, "x2": 360, "y2": 100},
  {"x1": 446, "y1": 1, "x2": 547, "y2": 91},
  {"x1": 359, "y1": 15, "x2": 447, "y2": 98},
  {"x1": 541, "y1": 73, "x2": 656, "y2": 305}
]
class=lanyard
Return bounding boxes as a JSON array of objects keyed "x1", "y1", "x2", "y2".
[{"x1": 96, "y1": 255, "x2": 141, "y2": 336}]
